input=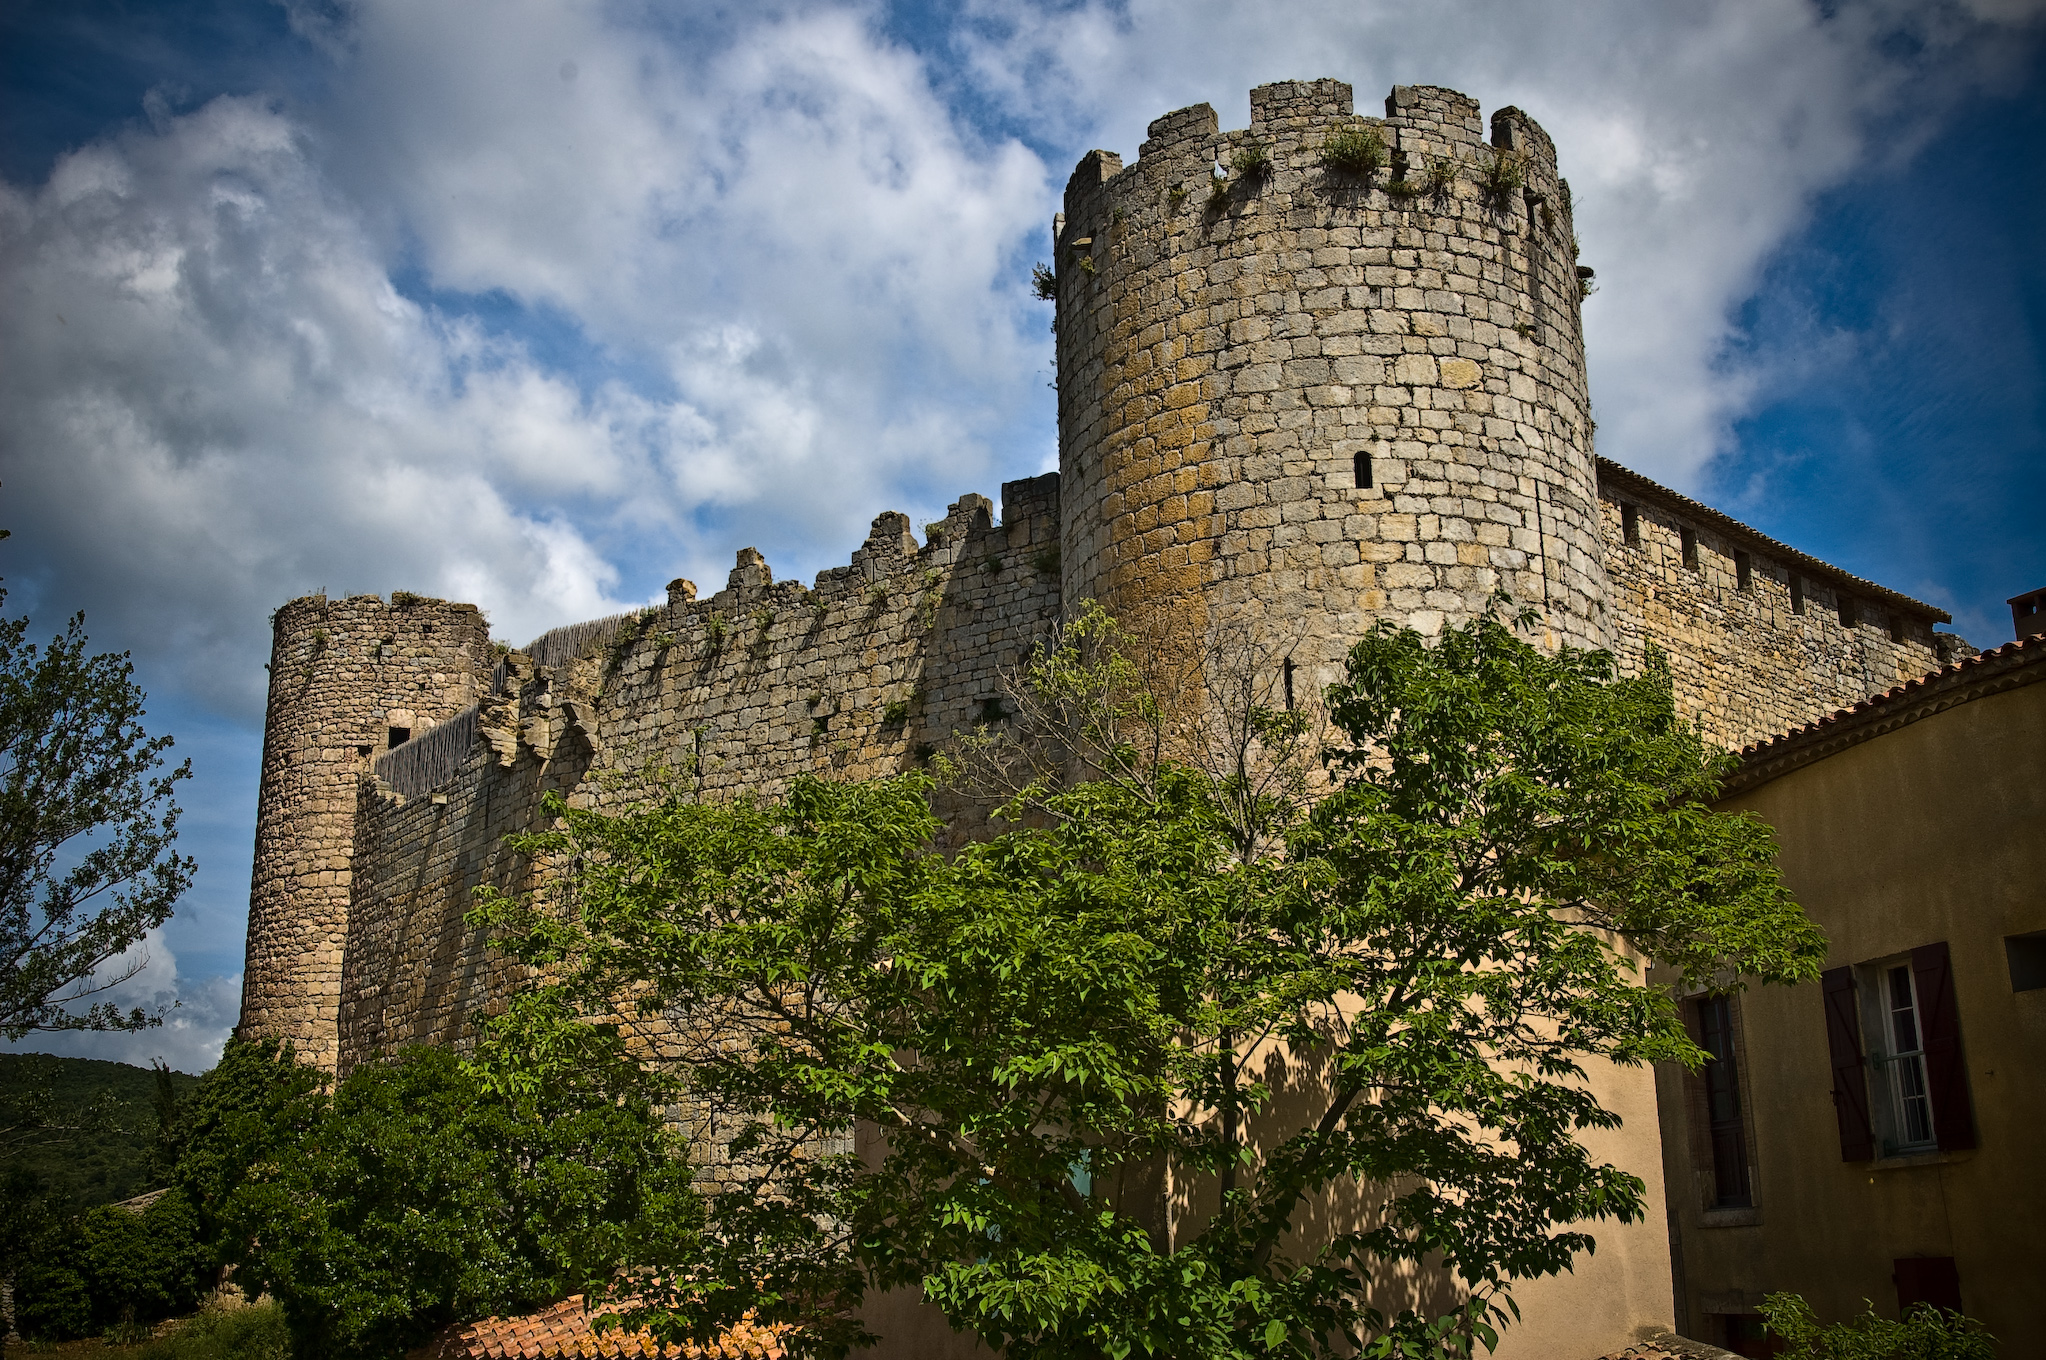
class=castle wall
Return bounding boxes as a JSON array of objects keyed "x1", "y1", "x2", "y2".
[
  {"x1": 239, "y1": 594, "x2": 495, "y2": 1070},
  {"x1": 1055, "y1": 80, "x2": 1610, "y2": 703},
  {"x1": 1596, "y1": 463, "x2": 1952, "y2": 752},
  {"x1": 333, "y1": 480, "x2": 1063, "y2": 1070},
  {"x1": 239, "y1": 74, "x2": 1979, "y2": 1360}
]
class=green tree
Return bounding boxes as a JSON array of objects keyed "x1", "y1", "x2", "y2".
[
  {"x1": 179, "y1": 1040, "x2": 698, "y2": 1360},
  {"x1": 471, "y1": 603, "x2": 1826, "y2": 1359},
  {"x1": 1759, "y1": 1292, "x2": 1995, "y2": 1359},
  {"x1": 0, "y1": 559, "x2": 193, "y2": 1036}
]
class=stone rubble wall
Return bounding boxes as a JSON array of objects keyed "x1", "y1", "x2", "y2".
[
  {"x1": 332, "y1": 478, "x2": 1064, "y2": 1071},
  {"x1": 239, "y1": 593, "x2": 496, "y2": 1070},
  {"x1": 1596, "y1": 468, "x2": 1953, "y2": 753},
  {"x1": 1055, "y1": 79, "x2": 1609, "y2": 709}
]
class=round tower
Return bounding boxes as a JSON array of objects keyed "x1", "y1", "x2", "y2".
[
  {"x1": 239, "y1": 592, "x2": 495, "y2": 1070},
  {"x1": 1054, "y1": 79, "x2": 1611, "y2": 679}
]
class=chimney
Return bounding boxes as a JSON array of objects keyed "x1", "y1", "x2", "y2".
[{"x1": 2011, "y1": 588, "x2": 2046, "y2": 640}]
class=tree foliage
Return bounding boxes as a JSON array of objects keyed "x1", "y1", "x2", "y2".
[
  {"x1": 171, "y1": 1038, "x2": 699, "y2": 1360},
  {"x1": 0, "y1": 572, "x2": 193, "y2": 1037},
  {"x1": 1759, "y1": 1292, "x2": 1995, "y2": 1360},
  {"x1": 471, "y1": 603, "x2": 1826, "y2": 1359}
]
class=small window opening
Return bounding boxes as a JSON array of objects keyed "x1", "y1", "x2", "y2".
[
  {"x1": 1621, "y1": 502, "x2": 1639, "y2": 546},
  {"x1": 1680, "y1": 526, "x2": 1699, "y2": 570},
  {"x1": 1353, "y1": 449, "x2": 1373, "y2": 490},
  {"x1": 387, "y1": 726, "x2": 411, "y2": 749},
  {"x1": 1888, "y1": 613, "x2": 1905, "y2": 644},
  {"x1": 1283, "y1": 658, "x2": 1297, "y2": 711},
  {"x1": 1697, "y1": 996, "x2": 1752, "y2": 1208},
  {"x1": 1838, "y1": 595, "x2": 1858, "y2": 629},
  {"x1": 2007, "y1": 932, "x2": 2046, "y2": 992},
  {"x1": 1790, "y1": 575, "x2": 1805, "y2": 614},
  {"x1": 1734, "y1": 551, "x2": 1752, "y2": 593},
  {"x1": 356, "y1": 744, "x2": 373, "y2": 759}
]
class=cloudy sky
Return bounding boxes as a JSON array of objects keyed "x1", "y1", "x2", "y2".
[{"x1": 3, "y1": 0, "x2": 2042, "y2": 1072}]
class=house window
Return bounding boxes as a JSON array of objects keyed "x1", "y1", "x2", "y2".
[
  {"x1": 1824, "y1": 944, "x2": 1976, "y2": 1161},
  {"x1": 1697, "y1": 995, "x2": 1752, "y2": 1207},
  {"x1": 1353, "y1": 449, "x2": 1373, "y2": 490},
  {"x1": 1790, "y1": 575, "x2": 1805, "y2": 614},
  {"x1": 1877, "y1": 963, "x2": 1936, "y2": 1150},
  {"x1": 387, "y1": 725, "x2": 411, "y2": 749},
  {"x1": 1838, "y1": 595, "x2": 1858, "y2": 629},
  {"x1": 1735, "y1": 550, "x2": 1753, "y2": 593},
  {"x1": 1621, "y1": 502, "x2": 1640, "y2": 546},
  {"x1": 2007, "y1": 931, "x2": 2046, "y2": 992},
  {"x1": 1888, "y1": 612, "x2": 1905, "y2": 643},
  {"x1": 1680, "y1": 526, "x2": 1699, "y2": 569}
]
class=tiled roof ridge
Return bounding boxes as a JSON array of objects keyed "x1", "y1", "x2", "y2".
[
  {"x1": 1595, "y1": 458, "x2": 1952, "y2": 623},
  {"x1": 1723, "y1": 632, "x2": 2046, "y2": 795}
]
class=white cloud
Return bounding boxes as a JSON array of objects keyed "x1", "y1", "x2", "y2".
[
  {"x1": 949, "y1": 0, "x2": 2044, "y2": 484},
  {"x1": 2, "y1": 929, "x2": 240, "y2": 1075}
]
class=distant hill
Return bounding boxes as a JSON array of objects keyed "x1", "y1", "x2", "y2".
[{"x1": 0, "y1": 1053, "x2": 205, "y2": 1207}]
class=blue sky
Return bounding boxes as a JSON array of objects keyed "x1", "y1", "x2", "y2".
[{"x1": 3, "y1": 0, "x2": 2041, "y2": 1072}]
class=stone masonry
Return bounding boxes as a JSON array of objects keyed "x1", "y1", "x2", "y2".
[{"x1": 240, "y1": 80, "x2": 1958, "y2": 1067}]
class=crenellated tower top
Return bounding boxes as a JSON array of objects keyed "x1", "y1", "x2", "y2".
[{"x1": 1052, "y1": 79, "x2": 1606, "y2": 685}]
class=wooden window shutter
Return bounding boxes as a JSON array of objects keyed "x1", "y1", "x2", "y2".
[
  {"x1": 1910, "y1": 942, "x2": 1977, "y2": 1151},
  {"x1": 1822, "y1": 967, "x2": 1874, "y2": 1160}
]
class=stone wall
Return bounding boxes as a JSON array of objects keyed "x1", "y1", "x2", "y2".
[
  {"x1": 331, "y1": 479, "x2": 1063, "y2": 1071},
  {"x1": 1596, "y1": 461, "x2": 1954, "y2": 753},
  {"x1": 240, "y1": 593, "x2": 495, "y2": 1070},
  {"x1": 1054, "y1": 79, "x2": 1610, "y2": 709}
]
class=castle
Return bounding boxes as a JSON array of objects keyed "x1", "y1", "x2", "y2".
[{"x1": 238, "y1": 80, "x2": 1967, "y2": 1355}]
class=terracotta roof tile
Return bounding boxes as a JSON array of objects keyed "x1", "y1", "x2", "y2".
[
  {"x1": 1722, "y1": 632, "x2": 2046, "y2": 795},
  {"x1": 414, "y1": 1296, "x2": 783, "y2": 1360}
]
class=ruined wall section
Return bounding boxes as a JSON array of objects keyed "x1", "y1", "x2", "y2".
[
  {"x1": 1055, "y1": 79, "x2": 1609, "y2": 701},
  {"x1": 1595, "y1": 463, "x2": 1955, "y2": 752},
  {"x1": 334, "y1": 478, "x2": 1064, "y2": 1071},
  {"x1": 241, "y1": 593, "x2": 495, "y2": 1070}
]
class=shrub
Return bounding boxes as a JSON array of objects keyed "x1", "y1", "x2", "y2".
[
  {"x1": 1229, "y1": 141, "x2": 1271, "y2": 179},
  {"x1": 1318, "y1": 125, "x2": 1387, "y2": 176},
  {"x1": 137, "y1": 1300, "x2": 292, "y2": 1360},
  {"x1": 77, "y1": 1190, "x2": 210, "y2": 1328},
  {"x1": 16, "y1": 1255, "x2": 92, "y2": 1341},
  {"x1": 1759, "y1": 1292, "x2": 1995, "y2": 1359}
]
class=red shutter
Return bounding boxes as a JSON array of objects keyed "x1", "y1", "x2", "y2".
[
  {"x1": 1910, "y1": 942, "x2": 1977, "y2": 1152},
  {"x1": 1821, "y1": 967, "x2": 1874, "y2": 1161}
]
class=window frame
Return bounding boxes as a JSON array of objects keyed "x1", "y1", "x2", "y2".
[{"x1": 1857, "y1": 954, "x2": 1939, "y2": 1156}]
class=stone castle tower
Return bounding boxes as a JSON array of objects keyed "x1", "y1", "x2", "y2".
[
  {"x1": 1058, "y1": 80, "x2": 1608, "y2": 688},
  {"x1": 240, "y1": 594, "x2": 494, "y2": 1069},
  {"x1": 237, "y1": 79, "x2": 1965, "y2": 1359}
]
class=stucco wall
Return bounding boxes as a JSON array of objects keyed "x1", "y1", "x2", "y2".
[{"x1": 1661, "y1": 663, "x2": 2046, "y2": 1348}]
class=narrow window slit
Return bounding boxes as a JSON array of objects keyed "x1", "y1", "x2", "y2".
[
  {"x1": 1621, "y1": 502, "x2": 1639, "y2": 546},
  {"x1": 1353, "y1": 449, "x2": 1373, "y2": 490},
  {"x1": 1283, "y1": 658, "x2": 1297, "y2": 711},
  {"x1": 1735, "y1": 551, "x2": 1752, "y2": 593},
  {"x1": 1680, "y1": 527, "x2": 1699, "y2": 570}
]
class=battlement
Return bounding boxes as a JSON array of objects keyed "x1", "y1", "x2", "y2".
[{"x1": 1062, "y1": 79, "x2": 1564, "y2": 234}]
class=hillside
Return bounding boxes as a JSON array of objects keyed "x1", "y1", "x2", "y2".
[{"x1": 0, "y1": 1053, "x2": 205, "y2": 1207}]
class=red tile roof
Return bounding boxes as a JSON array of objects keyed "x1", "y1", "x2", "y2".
[
  {"x1": 1722, "y1": 632, "x2": 2046, "y2": 796},
  {"x1": 413, "y1": 1296, "x2": 784, "y2": 1360}
]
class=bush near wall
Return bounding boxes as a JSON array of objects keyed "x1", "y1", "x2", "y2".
[{"x1": 12, "y1": 1188, "x2": 211, "y2": 1339}]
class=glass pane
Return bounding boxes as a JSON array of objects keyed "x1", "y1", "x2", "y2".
[
  {"x1": 1898, "y1": 1054, "x2": 1934, "y2": 1144},
  {"x1": 1888, "y1": 965, "x2": 1920, "y2": 1053}
]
